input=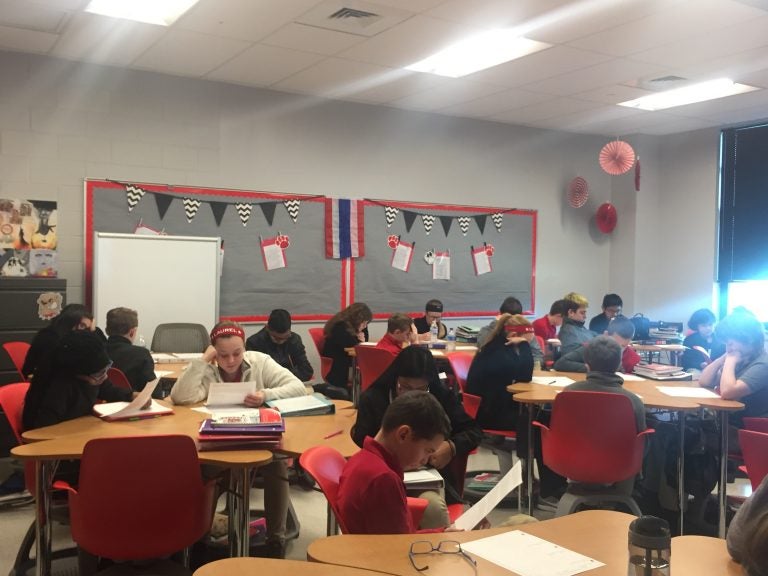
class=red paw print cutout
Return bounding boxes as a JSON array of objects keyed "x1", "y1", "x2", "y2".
[
  {"x1": 276, "y1": 234, "x2": 290, "y2": 249},
  {"x1": 387, "y1": 235, "x2": 399, "y2": 249},
  {"x1": 485, "y1": 244, "x2": 495, "y2": 256}
]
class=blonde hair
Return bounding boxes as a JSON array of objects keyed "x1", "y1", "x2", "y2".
[
  {"x1": 481, "y1": 314, "x2": 531, "y2": 350},
  {"x1": 564, "y1": 292, "x2": 589, "y2": 308}
]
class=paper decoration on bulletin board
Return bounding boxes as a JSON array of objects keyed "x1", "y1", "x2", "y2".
[
  {"x1": 0, "y1": 198, "x2": 59, "y2": 277},
  {"x1": 235, "y1": 203, "x2": 252, "y2": 226},
  {"x1": 433, "y1": 251, "x2": 450, "y2": 280},
  {"x1": 37, "y1": 292, "x2": 63, "y2": 320},
  {"x1": 457, "y1": 216, "x2": 471, "y2": 235},
  {"x1": 126, "y1": 184, "x2": 146, "y2": 211},
  {"x1": 422, "y1": 214, "x2": 435, "y2": 235},
  {"x1": 261, "y1": 235, "x2": 287, "y2": 271},
  {"x1": 599, "y1": 140, "x2": 635, "y2": 175},
  {"x1": 472, "y1": 245, "x2": 492, "y2": 276},
  {"x1": 385, "y1": 206, "x2": 399, "y2": 227},
  {"x1": 284, "y1": 199, "x2": 301, "y2": 223},
  {"x1": 391, "y1": 239, "x2": 414, "y2": 272},
  {"x1": 326, "y1": 198, "x2": 365, "y2": 259},
  {"x1": 183, "y1": 198, "x2": 202, "y2": 222}
]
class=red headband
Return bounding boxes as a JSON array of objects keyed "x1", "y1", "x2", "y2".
[
  {"x1": 505, "y1": 324, "x2": 534, "y2": 335},
  {"x1": 210, "y1": 325, "x2": 245, "y2": 343}
]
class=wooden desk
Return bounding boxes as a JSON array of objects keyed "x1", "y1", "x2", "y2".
[
  {"x1": 671, "y1": 535, "x2": 741, "y2": 575},
  {"x1": 633, "y1": 343, "x2": 686, "y2": 365},
  {"x1": 277, "y1": 402, "x2": 359, "y2": 459},
  {"x1": 194, "y1": 558, "x2": 391, "y2": 576}
]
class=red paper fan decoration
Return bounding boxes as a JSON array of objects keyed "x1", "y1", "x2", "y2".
[
  {"x1": 599, "y1": 140, "x2": 635, "y2": 175},
  {"x1": 567, "y1": 177, "x2": 589, "y2": 208},
  {"x1": 596, "y1": 203, "x2": 617, "y2": 234}
]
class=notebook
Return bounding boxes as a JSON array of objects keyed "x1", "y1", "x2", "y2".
[
  {"x1": 93, "y1": 379, "x2": 173, "y2": 422},
  {"x1": 266, "y1": 393, "x2": 335, "y2": 416}
]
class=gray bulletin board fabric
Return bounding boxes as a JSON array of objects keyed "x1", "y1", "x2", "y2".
[
  {"x1": 86, "y1": 181, "x2": 341, "y2": 320},
  {"x1": 354, "y1": 202, "x2": 536, "y2": 316}
]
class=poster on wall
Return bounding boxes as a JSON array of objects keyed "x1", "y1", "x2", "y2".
[{"x1": 0, "y1": 198, "x2": 58, "y2": 277}]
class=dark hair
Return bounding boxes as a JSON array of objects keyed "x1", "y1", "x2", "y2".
[
  {"x1": 606, "y1": 316, "x2": 635, "y2": 340},
  {"x1": 715, "y1": 312, "x2": 765, "y2": 354},
  {"x1": 743, "y1": 510, "x2": 768, "y2": 576},
  {"x1": 564, "y1": 299, "x2": 582, "y2": 314},
  {"x1": 370, "y1": 346, "x2": 441, "y2": 394},
  {"x1": 381, "y1": 390, "x2": 451, "y2": 440},
  {"x1": 687, "y1": 308, "x2": 716, "y2": 331},
  {"x1": 425, "y1": 299, "x2": 443, "y2": 313},
  {"x1": 549, "y1": 299, "x2": 570, "y2": 316},
  {"x1": 601, "y1": 293, "x2": 623, "y2": 309},
  {"x1": 500, "y1": 296, "x2": 523, "y2": 314},
  {"x1": 387, "y1": 313, "x2": 413, "y2": 333},
  {"x1": 323, "y1": 302, "x2": 373, "y2": 337},
  {"x1": 583, "y1": 335, "x2": 622, "y2": 373},
  {"x1": 52, "y1": 304, "x2": 93, "y2": 336},
  {"x1": 106, "y1": 307, "x2": 138, "y2": 337},
  {"x1": 267, "y1": 309, "x2": 291, "y2": 333}
]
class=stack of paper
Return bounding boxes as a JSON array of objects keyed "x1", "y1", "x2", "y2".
[{"x1": 266, "y1": 393, "x2": 335, "y2": 416}]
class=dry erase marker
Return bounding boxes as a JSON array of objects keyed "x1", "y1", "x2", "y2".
[{"x1": 324, "y1": 430, "x2": 343, "y2": 440}]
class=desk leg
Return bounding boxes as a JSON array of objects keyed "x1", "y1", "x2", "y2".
[
  {"x1": 719, "y1": 411, "x2": 729, "y2": 538},
  {"x1": 677, "y1": 411, "x2": 685, "y2": 536},
  {"x1": 34, "y1": 460, "x2": 53, "y2": 576},
  {"x1": 227, "y1": 467, "x2": 252, "y2": 558},
  {"x1": 351, "y1": 357, "x2": 360, "y2": 408},
  {"x1": 526, "y1": 404, "x2": 534, "y2": 516}
]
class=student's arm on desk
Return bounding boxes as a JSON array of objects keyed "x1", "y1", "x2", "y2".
[
  {"x1": 256, "y1": 356, "x2": 307, "y2": 401},
  {"x1": 699, "y1": 353, "x2": 752, "y2": 400},
  {"x1": 169, "y1": 358, "x2": 211, "y2": 405}
]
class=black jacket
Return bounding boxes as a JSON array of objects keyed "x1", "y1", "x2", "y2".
[
  {"x1": 245, "y1": 327, "x2": 313, "y2": 382},
  {"x1": 322, "y1": 322, "x2": 368, "y2": 388},
  {"x1": 106, "y1": 335, "x2": 156, "y2": 391},
  {"x1": 413, "y1": 316, "x2": 447, "y2": 339}
]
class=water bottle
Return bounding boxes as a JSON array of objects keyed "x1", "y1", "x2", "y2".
[
  {"x1": 628, "y1": 516, "x2": 670, "y2": 576},
  {"x1": 429, "y1": 321, "x2": 438, "y2": 348},
  {"x1": 446, "y1": 328, "x2": 456, "y2": 351}
]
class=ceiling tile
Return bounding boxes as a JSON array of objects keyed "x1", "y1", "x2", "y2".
[
  {"x1": 390, "y1": 78, "x2": 507, "y2": 111},
  {"x1": 0, "y1": 23, "x2": 58, "y2": 53},
  {"x1": 0, "y1": 0, "x2": 69, "y2": 33},
  {"x1": 339, "y1": 71, "x2": 447, "y2": 103},
  {"x1": 675, "y1": 45, "x2": 768, "y2": 81},
  {"x1": 206, "y1": 44, "x2": 323, "y2": 87},
  {"x1": 425, "y1": 0, "x2": 574, "y2": 29},
  {"x1": 372, "y1": 0, "x2": 445, "y2": 11},
  {"x1": 490, "y1": 96, "x2": 603, "y2": 123},
  {"x1": 576, "y1": 83, "x2": 654, "y2": 105},
  {"x1": 665, "y1": 87, "x2": 768, "y2": 118},
  {"x1": 439, "y1": 88, "x2": 556, "y2": 117},
  {"x1": 272, "y1": 57, "x2": 394, "y2": 97},
  {"x1": 261, "y1": 23, "x2": 364, "y2": 56}
]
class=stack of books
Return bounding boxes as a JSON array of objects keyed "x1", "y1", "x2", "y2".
[
  {"x1": 455, "y1": 325, "x2": 480, "y2": 343},
  {"x1": 198, "y1": 407, "x2": 285, "y2": 451},
  {"x1": 633, "y1": 363, "x2": 692, "y2": 381},
  {"x1": 647, "y1": 325, "x2": 683, "y2": 344}
]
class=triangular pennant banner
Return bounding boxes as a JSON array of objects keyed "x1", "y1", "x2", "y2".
[
  {"x1": 491, "y1": 212, "x2": 503, "y2": 232},
  {"x1": 422, "y1": 214, "x2": 435, "y2": 235},
  {"x1": 126, "y1": 184, "x2": 146, "y2": 212},
  {"x1": 210, "y1": 202, "x2": 227, "y2": 226},
  {"x1": 439, "y1": 216, "x2": 453, "y2": 237},
  {"x1": 384, "y1": 206, "x2": 399, "y2": 228},
  {"x1": 458, "y1": 216, "x2": 470, "y2": 236},
  {"x1": 260, "y1": 202, "x2": 277, "y2": 226},
  {"x1": 183, "y1": 197, "x2": 202, "y2": 223},
  {"x1": 235, "y1": 203, "x2": 252, "y2": 226},
  {"x1": 284, "y1": 199, "x2": 300, "y2": 223},
  {"x1": 403, "y1": 211, "x2": 417, "y2": 233},
  {"x1": 474, "y1": 214, "x2": 487, "y2": 235},
  {"x1": 154, "y1": 193, "x2": 173, "y2": 220}
]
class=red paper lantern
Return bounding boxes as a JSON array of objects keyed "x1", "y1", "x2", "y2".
[
  {"x1": 599, "y1": 140, "x2": 635, "y2": 175},
  {"x1": 567, "y1": 177, "x2": 589, "y2": 208},
  {"x1": 596, "y1": 203, "x2": 617, "y2": 234}
]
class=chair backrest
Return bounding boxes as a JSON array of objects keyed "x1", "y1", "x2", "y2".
[
  {"x1": 150, "y1": 323, "x2": 209, "y2": 353},
  {"x1": 308, "y1": 327, "x2": 332, "y2": 379},
  {"x1": 2, "y1": 341, "x2": 31, "y2": 380},
  {"x1": 462, "y1": 392, "x2": 481, "y2": 420},
  {"x1": 739, "y1": 429, "x2": 768, "y2": 491},
  {"x1": 107, "y1": 367, "x2": 133, "y2": 390},
  {"x1": 355, "y1": 345, "x2": 395, "y2": 392},
  {"x1": 69, "y1": 435, "x2": 215, "y2": 560},
  {"x1": 0, "y1": 382, "x2": 30, "y2": 444},
  {"x1": 299, "y1": 445, "x2": 350, "y2": 533},
  {"x1": 536, "y1": 391, "x2": 652, "y2": 484},
  {"x1": 445, "y1": 351, "x2": 475, "y2": 392},
  {"x1": 743, "y1": 417, "x2": 768, "y2": 434}
]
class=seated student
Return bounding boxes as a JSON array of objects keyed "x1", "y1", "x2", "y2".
[
  {"x1": 466, "y1": 314, "x2": 534, "y2": 431},
  {"x1": 558, "y1": 294, "x2": 595, "y2": 355},
  {"x1": 376, "y1": 313, "x2": 417, "y2": 356},
  {"x1": 554, "y1": 316, "x2": 641, "y2": 374},
  {"x1": 339, "y1": 390, "x2": 452, "y2": 534},
  {"x1": 588, "y1": 293, "x2": 623, "y2": 334},
  {"x1": 170, "y1": 321, "x2": 306, "y2": 557},
  {"x1": 352, "y1": 347, "x2": 482, "y2": 528},
  {"x1": 681, "y1": 308, "x2": 725, "y2": 372},
  {"x1": 105, "y1": 307, "x2": 156, "y2": 391},
  {"x1": 476, "y1": 296, "x2": 544, "y2": 363},
  {"x1": 245, "y1": 309, "x2": 313, "y2": 382},
  {"x1": 322, "y1": 302, "x2": 373, "y2": 391},
  {"x1": 532, "y1": 299, "x2": 568, "y2": 342},
  {"x1": 413, "y1": 299, "x2": 447, "y2": 340},
  {"x1": 728, "y1": 474, "x2": 768, "y2": 574},
  {"x1": 22, "y1": 331, "x2": 135, "y2": 430}
]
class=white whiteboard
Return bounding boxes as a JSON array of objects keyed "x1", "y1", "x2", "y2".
[{"x1": 93, "y1": 233, "x2": 220, "y2": 343}]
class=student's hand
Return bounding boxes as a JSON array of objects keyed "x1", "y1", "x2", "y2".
[
  {"x1": 244, "y1": 391, "x2": 266, "y2": 407},
  {"x1": 409, "y1": 325, "x2": 419, "y2": 345},
  {"x1": 444, "y1": 524, "x2": 465, "y2": 532},
  {"x1": 505, "y1": 336, "x2": 528, "y2": 346},
  {"x1": 428, "y1": 441, "x2": 454, "y2": 469},
  {"x1": 725, "y1": 351, "x2": 742, "y2": 364},
  {"x1": 357, "y1": 331, "x2": 366, "y2": 342},
  {"x1": 472, "y1": 517, "x2": 491, "y2": 530},
  {"x1": 203, "y1": 345, "x2": 218, "y2": 363}
]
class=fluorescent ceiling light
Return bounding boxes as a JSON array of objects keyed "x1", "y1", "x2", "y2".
[
  {"x1": 85, "y1": 0, "x2": 200, "y2": 26},
  {"x1": 406, "y1": 30, "x2": 551, "y2": 78},
  {"x1": 618, "y1": 78, "x2": 759, "y2": 111}
]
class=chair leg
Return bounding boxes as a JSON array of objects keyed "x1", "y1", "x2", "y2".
[
  {"x1": 11, "y1": 521, "x2": 36, "y2": 576},
  {"x1": 181, "y1": 546, "x2": 191, "y2": 568}
]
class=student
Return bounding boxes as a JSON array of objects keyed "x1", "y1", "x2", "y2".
[
  {"x1": 413, "y1": 299, "x2": 447, "y2": 340},
  {"x1": 170, "y1": 321, "x2": 306, "y2": 557},
  {"x1": 532, "y1": 299, "x2": 568, "y2": 342},
  {"x1": 681, "y1": 308, "x2": 725, "y2": 372},
  {"x1": 554, "y1": 316, "x2": 641, "y2": 374},
  {"x1": 245, "y1": 309, "x2": 313, "y2": 382},
  {"x1": 466, "y1": 314, "x2": 534, "y2": 431},
  {"x1": 558, "y1": 294, "x2": 595, "y2": 355},
  {"x1": 322, "y1": 302, "x2": 373, "y2": 391},
  {"x1": 476, "y1": 296, "x2": 544, "y2": 363},
  {"x1": 22, "y1": 330, "x2": 134, "y2": 430},
  {"x1": 728, "y1": 475, "x2": 768, "y2": 575},
  {"x1": 352, "y1": 347, "x2": 482, "y2": 527},
  {"x1": 376, "y1": 313, "x2": 416, "y2": 356},
  {"x1": 105, "y1": 307, "x2": 156, "y2": 391},
  {"x1": 338, "y1": 390, "x2": 452, "y2": 534},
  {"x1": 588, "y1": 293, "x2": 623, "y2": 334},
  {"x1": 566, "y1": 335, "x2": 646, "y2": 431}
]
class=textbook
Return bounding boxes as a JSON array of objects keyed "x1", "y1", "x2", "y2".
[
  {"x1": 266, "y1": 393, "x2": 335, "y2": 416},
  {"x1": 633, "y1": 365, "x2": 692, "y2": 381},
  {"x1": 404, "y1": 468, "x2": 444, "y2": 490},
  {"x1": 197, "y1": 437, "x2": 282, "y2": 451},
  {"x1": 199, "y1": 418, "x2": 285, "y2": 435},
  {"x1": 210, "y1": 407, "x2": 282, "y2": 427},
  {"x1": 93, "y1": 379, "x2": 174, "y2": 421}
]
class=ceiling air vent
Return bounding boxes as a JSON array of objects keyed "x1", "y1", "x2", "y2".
[
  {"x1": 296, "y1": 1, "x2": 412, "y2": 37},
  {"x1": 328, "y1": 7, "x2": 380, "y2": 21}
]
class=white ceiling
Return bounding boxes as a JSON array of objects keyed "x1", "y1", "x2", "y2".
[{"x1": 3, "y1": 0, "x2": 768, "y2": 136}]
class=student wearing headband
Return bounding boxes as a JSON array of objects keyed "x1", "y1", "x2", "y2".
[
  {"x1": 413, "y1": 299, "x2": 447, "y2": 340},
  {"x1": 170, "y1": 320, "x2": 306, "y2": 558}
]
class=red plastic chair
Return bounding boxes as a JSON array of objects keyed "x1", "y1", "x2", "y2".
[
  {"x1": 106, "y1": 366, "x2": 133, "y2": 390},
  {"x1": 533, "y1": 390, "x2": 654, "y2": 517},
  {"x1": 534, "y1": 335, "x2": 555, "y2": 369},
  {"x1": 308, "y1": 327, "x2": 333, "y2": 380},
  {"x1": 445, "y1": 351, "x2": 474, "y2": 393},
  {"x1": 2, "y1": 341, "x2": 31, "y2": 380},
  {"x1": 300, "y1": 445, "x2": 428, "y2": 534},
  {"x1": 743, "y1": 417, "x2": 768, "y2": 434},
  {"x1": 53, "y1": 435, "x2": 216, "y2": 566},
  {"x1": 355, "y1": 345, "x2": 395, "y2": 392},
  {"x1": 738, "y1": 429, "x2": 768, "y2": 491}
]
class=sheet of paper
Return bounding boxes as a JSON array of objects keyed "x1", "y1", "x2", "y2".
[
  {"x1": 404, "y1": 469, "x2": 443, "y2": 485},
  {"x1": 391, "y1": 242, "x2": 413, "y2": 272},
  {"x1": 462, "y1": 530, "x2": 604, "y2": 576},
  {"x1": 657, "y1": 386, "x2": 720, "y2": 398},
  {"x1": 454, "y1": 461, "x2": 522, "y2": 531},
  {"x1": 267, "y1": 394, "x2": 330, "y2": 412},
  {"x1": 432, "y1": 252, "x2": 450, "y2": 280},
  {"x1": 154, "y1": 370, "x2": 174, "y2": 378},
  {"x1": 173, "y1": 352, "x2": 204, "y2": 360},
  {"x1": 619, "y1": 372, "x2": 646, "y2": 381},
  {"x1": 262, "y1": 242, "x2": 286, "y2": 271},
  {"x1": 151, "y1": 353, "x2": 178, "y2": 363},
  {"x1": 206, "y1": 381, "x2": 255, "y2": 406},
  {"x1": 531, "y1": 376, "x2": 575, "y2": 387},
  {"x1": 94, "y1": 379, "x2": 159, "y2": 418},
  {"x1": 472, "y1": 248, "x2": 491, "y2": 275}
]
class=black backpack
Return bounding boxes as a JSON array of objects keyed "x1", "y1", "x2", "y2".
[{"x1": 631, "y1": 313, "x2": 651, "y2": 341}]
